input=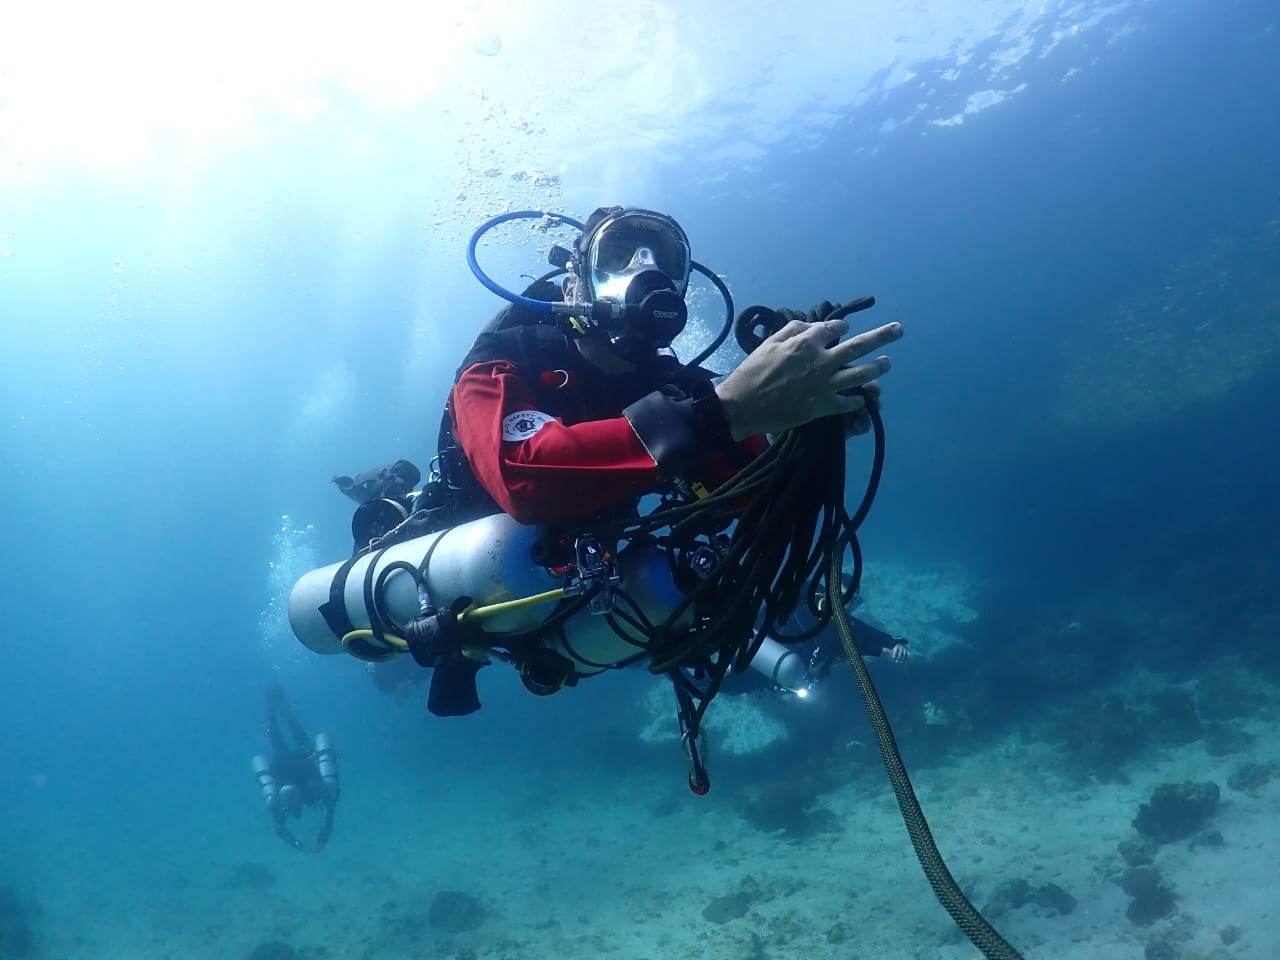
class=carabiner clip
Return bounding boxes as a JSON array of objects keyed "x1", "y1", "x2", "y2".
[{"x1": 680, "y1": 723, "x2": 710, "y2": 796}]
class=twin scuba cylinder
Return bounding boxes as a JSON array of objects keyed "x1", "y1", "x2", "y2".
[
  {"x1": 250, "y1": 733, "x2": 339, "y2": 814},
  {"x1": 314, "y1": 732, "x2": 339, "y2": 797},
  {"x1": 287, "y1": 509, "x2": 819, "y2": 699},
  {"x1": 288, "y1": 511, "x2": 693, "y2": 680},
  {"x1": 250, "y1": 754, "x2": 276, "y2": 809}
]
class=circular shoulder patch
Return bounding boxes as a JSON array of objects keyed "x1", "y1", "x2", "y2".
[{"x1": 502, "y1": 409, "x2": 557, "y2": 441}]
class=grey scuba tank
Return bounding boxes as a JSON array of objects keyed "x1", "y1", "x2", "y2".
[
  {"x1": 313, "y1": 733, "x2": 339, "y2": 796},
  {"x1": 250, "y1": 755, "x2": 277, "y2": 807}
]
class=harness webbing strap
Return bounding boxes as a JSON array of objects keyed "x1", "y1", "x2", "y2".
[{"x1": 317, "y1": 555, "x2": 361, "y2": 642}]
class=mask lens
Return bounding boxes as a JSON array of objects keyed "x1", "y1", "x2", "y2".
[{"x1": 589, "y1": 213, "x2": 691, "y2": 297}]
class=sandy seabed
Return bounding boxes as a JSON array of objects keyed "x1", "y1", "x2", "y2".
[{"x1": 24, "y1": 689, "x2": 1279, "y2": 960}]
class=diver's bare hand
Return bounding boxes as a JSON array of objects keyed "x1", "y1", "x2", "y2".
[{"x1": 716, "y1": 318, "x2": 903, "y2": 441}]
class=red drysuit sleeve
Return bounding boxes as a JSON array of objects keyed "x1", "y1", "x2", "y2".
[{"x1": 450, "y1": 360, "x2": 664, "y2": 525}]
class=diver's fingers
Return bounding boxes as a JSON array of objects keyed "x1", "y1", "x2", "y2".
[
  {"x1": 826, "y1": 322, "x2": 904, "y2": 365},
  {"x1": 830, "y1": 357, "x2": 892, "y2": 393},
  {"x1": 771, "y1": 318, "x2": 825, "y2": 342}
]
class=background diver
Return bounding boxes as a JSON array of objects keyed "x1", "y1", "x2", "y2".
[{"x1": 250, "y1": 684, "x2": 340, "y2": 852}]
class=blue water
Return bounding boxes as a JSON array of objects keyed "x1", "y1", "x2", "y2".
[{"x1": 1, "y1": 2, "x2": 1277, "y2": 957}]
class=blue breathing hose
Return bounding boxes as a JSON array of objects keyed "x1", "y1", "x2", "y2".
[
  {"x1": 465, "y1": 207, "x2": 735, "y2": 367},
  {"x1": 466, "y1": 210, "x2": 585, "y2": 312}
]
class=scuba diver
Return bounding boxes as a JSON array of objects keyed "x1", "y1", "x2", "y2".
[
  {"x1": 287, "y1": 210, "x2": 1032, "y2": 960},
  {"x1": 288, "y1": 204, "x2": 903, "y2": 787},
  {"x1": 250, "y1": 684, "x2": 339, "y2": 852}
]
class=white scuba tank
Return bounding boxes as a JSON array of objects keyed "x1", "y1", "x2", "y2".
[
  {"x1": 747, "y1": 634, "x2": 811, "y2": 693},
  {"x1": 287, "y1": 512, "x2": 690, "y2": 675},
  {"x1": 288, "y1": 513, "x2": 552, "y2": 654}
]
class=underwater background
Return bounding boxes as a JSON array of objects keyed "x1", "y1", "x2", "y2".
[{"x1": 1, "y1": 1, "x2": 1277, "y2": 958}]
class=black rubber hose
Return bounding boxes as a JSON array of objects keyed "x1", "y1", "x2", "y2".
[
  {"x1": 830, "y1": 410, "x2": 1024, "y2": 960},
  {"x1": 685, "y1": 262, "x2": 736, "y2": 369}
]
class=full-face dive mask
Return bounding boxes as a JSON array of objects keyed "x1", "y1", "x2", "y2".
[
  {"x1": 466, "y1": 208, "x2": 735, "y2": 371},
  {"x1": 569, "y1": 207, "x2": 692, "y2": 360}
]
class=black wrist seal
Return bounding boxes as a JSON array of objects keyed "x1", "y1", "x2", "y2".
[
  {"x1": 623, "y1": 378, "x2": 734, "y2": 479},
  {"x1": 689, "y1": 378, "x2": 733, "y2": 447}
]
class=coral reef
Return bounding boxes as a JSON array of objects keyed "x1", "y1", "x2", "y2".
[
  {"x1": 1227, "y1": 761, "x2": 1277, "y2": 794},
  {"x1": 1117, "y1": 836, "x2": 1159, "y2": 868},
  {"x1": 1049, "y1": 685, "x2": 1211, "y2": 783},
  {"x1": 982, "y1": 878, "x2": 1077, "y2": 918},
  {"x1": 701, "y1": 875, "x2": 769, "y2": 925},
  {"x1": 712, "y1": 695, "x2": 789, "y2": 756},
  {"x1": 857, "y1": 561, "x2": 979, "y2": 661},
  {"x1": 737, "y1": 780, "x2": 840, "y2": 838},
  {"x1": 1195, "y1": 669, "x2": 1270, "y2": 721},
  {"x1": 702, "y1": 890, "x2": 753, "y2": 925},
  {"x1": 1202, "y1": 722, "x2": 1254, "y2": 756},
  {"x1": 638, "y1": 684, "x2": 788, "y2": 756},
  {"x1": 427, "y1": 890, "x2": 488, "y2": 934},
  {"x1": 1132, "y1": 781, "x2": 1221, "y2": 844},
  {"x1": 1143, "y1": 688, "x2": 1202, "y2": 746},
  {"x1": 1118, "y1": 867, "x2": 1177, "y2": 926},
  {"x1": 1053, "y1": 694, "x2": 1149, "y2": 783}
]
